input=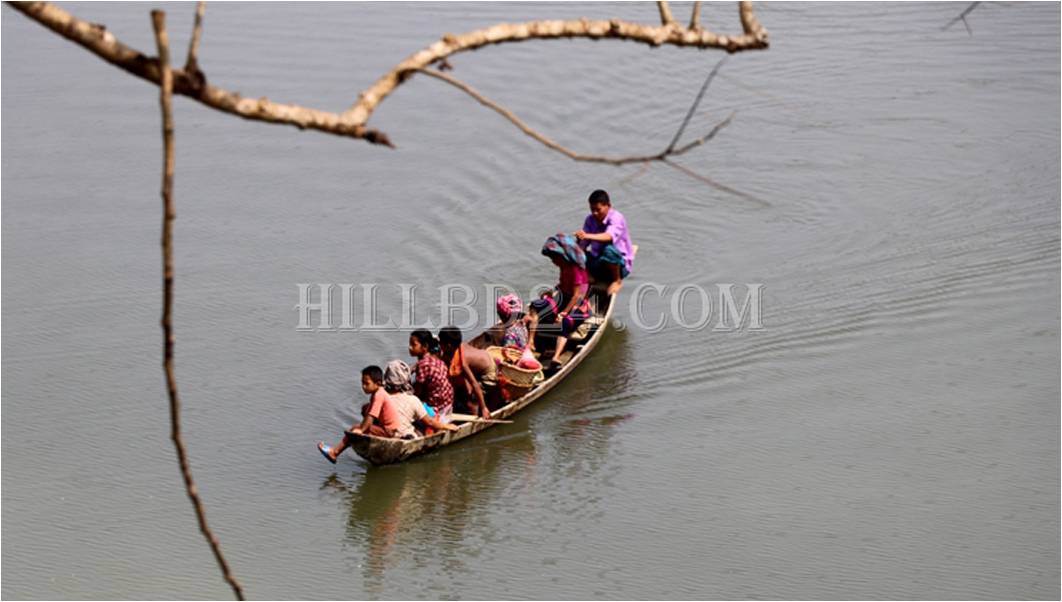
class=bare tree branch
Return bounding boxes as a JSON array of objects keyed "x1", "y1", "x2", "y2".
[
  {"x1": 942, "y1": 1, "x2": 980, "y2": 35},
  {"x1": 670, "y1": 110, "x2": 736, "y2": 155},
  {"x1": 415, "y1": 67, "x2": 735, "y2": 166},
  {"x1": 6, "y1": 1, "x2": 767, "y2": 149},
  {"x1": 662, "y1": 158, "x2": 771, "y2": 206},
  {"x1": 6, "y1": 1, "x2": 393, "y2": 146},
  {"x1": 618, "y1": 161, "x2": 652, "y2": 186},
  {"x1": 657, "y1": 1, "x2": 677, "y2": 26},
  {"x1": 184, "y1": 1, "x2": 205, "y2": 74},
  {"x1": 739, "y1": 0, "x2": 768, "y2": 38},
  {"x1": 689, "y1": 1, "x2": 702, "y2": 30},
  {"x1": 666, "y1": 57, "x2": 728, "y2": 153},
  {"x1": 152, "y1": 9, "x2": 244, "y2": 601},
  {"x1": 341, "y1": 4, "x2": 768, "y2": 126}
]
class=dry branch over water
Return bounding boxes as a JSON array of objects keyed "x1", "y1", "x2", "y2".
[
  {"x1": 942, "y1": 1, "x2": 981, "y2": 35},
  {"x1": 416, "y1": 66, "x2": 735, "y2": 166},
  {"x1": 152, "y1": 9, "x2": 244, "y2": 601},
  {"x1": 4, "y1": 1, "x2": 769, "y2": 597},
  {"x1": 6, "y1": 0, "x2": 766, "y2": 147},
  {"x1": 6, "y1": 1, "x2": 393, "y2": 144}
]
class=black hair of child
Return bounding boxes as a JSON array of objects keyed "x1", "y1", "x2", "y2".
[
  {"x1": 361, "y1": 365, "x2": 384, "y2": 384},
  {"x1": 438, "y1": 326, "x2": 463, "y2": 348},
  {"x1": 588, "y1": 189, "x2": 611, "y2": 205},
  {"x1": 410, "y1": 329, "x2": 440, "y2": 355}
]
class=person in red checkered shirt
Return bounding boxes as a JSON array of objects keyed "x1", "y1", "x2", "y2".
[{"x1": 408, "y1": 329, "x2": 454, "y2": 421}]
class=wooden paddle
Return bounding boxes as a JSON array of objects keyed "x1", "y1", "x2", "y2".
[{"x1": 450, "y1": 413, "x2": 513, "y2": 424}]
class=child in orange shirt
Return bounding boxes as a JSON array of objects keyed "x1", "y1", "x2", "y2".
[{"x1": 317, "y1": 365, "x2": 400, "y2": 464}]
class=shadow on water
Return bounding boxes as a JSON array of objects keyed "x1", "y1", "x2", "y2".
[{"x1": 318, "y1": 326, "x2": 637, "y2": 596}]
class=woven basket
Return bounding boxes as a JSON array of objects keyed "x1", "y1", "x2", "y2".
[
  {"x1": 500, "y1": 380, "x2": 533, "y2": 401},
  {"x1": 487, "y1": 346, "x2": 544, "y2": 387}
]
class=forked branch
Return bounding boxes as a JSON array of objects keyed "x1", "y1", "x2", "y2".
[
  {"x1": 6, "y1": 1, "x2": 393, "y2": 145},
  {"x1": 416, "y1": 67, "x2": 735, "y2": 166},
  {"x1": 343, "y1": 3, "x2": 768, "y2": 126},
  {"x1": 7, "y1": 1, "x2": 767, "y2": 148},
  {"x1": 942, "y1": 1, "x2": 981, "y2": 35}
]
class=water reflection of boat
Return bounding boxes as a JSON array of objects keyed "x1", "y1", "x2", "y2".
[
  {"x1": 322, "y1": 431, "x2": 538, "y2": 597},
  {"x1": 346, "y1": 288, "x2": 618, "y2": 465}
]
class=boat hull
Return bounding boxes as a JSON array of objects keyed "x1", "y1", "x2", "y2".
[{"x1": 347, "y1": 290, "x2": 616, "y2": 465}]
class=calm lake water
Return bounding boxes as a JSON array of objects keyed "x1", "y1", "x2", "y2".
[{"x1": 2, "y1": 2, "x2": 1059, "y2": 599}]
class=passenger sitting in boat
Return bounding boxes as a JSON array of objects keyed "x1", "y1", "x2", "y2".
[
  {"x1": 496, "y1": 293, "x2": 529, "y2": 349},
  {"x1": 408, "y1": 329, "x2": 455, "y2": 421},
  {"x1": 527, "y1": 233, "x2": 593, "y2": 371},
  {"x1": 575, "y1": 189, "x2": 634, "y2": 296},
  {"x1": 317, "y1": 365, "x2": 399, "y2": 463},
  {"x1": 437, "y1": 326, "x2": 494, "y2": 420},
  {"x1": 382, "y1": 360, "x2": 457, "y2": 437}
]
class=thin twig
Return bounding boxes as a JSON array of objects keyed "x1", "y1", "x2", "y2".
[
  {"x1": 415, "y1": 67, "x2": 735, "y2": 166},
  {"x1": 152, "y1": 9, "x2": 244, "y2": 601},
  {"x1": 662, "y1": 158, "x2": 771, "y2": 206},
  {"x1": 665, "y1": 56, "x2": 728, "y2": 153},
  {"x1": 738, "y1": 0, "x2": 767, "y2": 38},
  {"x1": 657, "y1": 0, "x2": 676, "y2": 26},
  {"x1": 184, "y1": 0, "x2": 205, "y2": 73},
  {"x1": 618, "y1": 161, "x2": 652, "y2": 186},
  {"x1": 942, "y1": 1, "x2": 980, "y2": 34},
  {"x1": 671, "y1": 110, "x2": 736, "y2": 155},
  {"x1": 689, "y1": 1, "x2": 702, "y2": 30}
]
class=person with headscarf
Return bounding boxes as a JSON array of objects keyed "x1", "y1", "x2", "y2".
[
  {"x1": 496, "y1": 293, "x2": 529, "y2": 349},
  {"x1": 527, "y1": 233, "x2": 593, "y2": 370},
  {"x1": 382, "y1": 359, "x2": 456, "y2": 439}
]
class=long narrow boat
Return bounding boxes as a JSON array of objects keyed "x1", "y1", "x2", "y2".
[{"x1": 346, "y1": 287, "x2": 618, "y2": 465}]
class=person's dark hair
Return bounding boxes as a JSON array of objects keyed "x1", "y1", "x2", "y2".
[
  {"x1": 361, "y1": 365, "x2": 384, "y2": 384},
  {"x1": 438, "y1": 326, "x2": 463, "y2": 348},
  {"x1": 588, "y1": 189, "x2": 611, "y2": 206},
  {"x1": 410, "y1": 329, "x2": 438, "y2": 354}
]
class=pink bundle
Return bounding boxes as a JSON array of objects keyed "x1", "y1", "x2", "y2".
[
  {"x1": 496, "y1": 293, "x2": 523, "y2": 320},
  {"x1": 517, "y1": 346, "x2": 542, "y2": 371}
]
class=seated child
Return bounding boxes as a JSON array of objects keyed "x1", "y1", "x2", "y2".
[
  {"x1": 575, "y1": 189, "x2": 634, "y2": 296},
  {"x1": 317, "y1": 365, "x2": 399, "y2": 463},
  {"x1": 408, "y1": 329, "x2": 455, "y2": 421},
  {"x1": 437, "y1": 326, "x2": 494, "y2": 419},
  {"x1": 496, "y1": 293, "x2": 529, "y2": 349}
]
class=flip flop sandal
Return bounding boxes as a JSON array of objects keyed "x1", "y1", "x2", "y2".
[{"x1": 317, "y1": 442, "x2": 337, "y2": 464}]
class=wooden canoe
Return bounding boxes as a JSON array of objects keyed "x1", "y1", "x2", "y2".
[{"x1": 345, "y1": 288, "x2": 618, "y2": 465}]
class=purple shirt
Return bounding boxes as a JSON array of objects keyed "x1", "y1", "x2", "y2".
[{"x1": 582, "y1": 208, "x2": 634, "y2": 273}]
